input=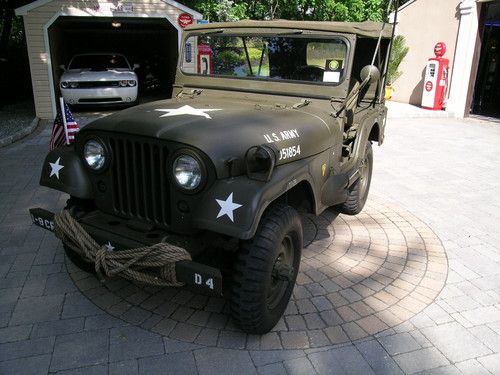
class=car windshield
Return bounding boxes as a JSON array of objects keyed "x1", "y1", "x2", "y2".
[
  {"x1": 182, "y1": 34, "x2": 348, "y2": 84},
  {"x1": 69, "y1": 55, "x2": 130, "y2": 70}
]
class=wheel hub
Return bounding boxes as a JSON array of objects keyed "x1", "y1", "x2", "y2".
[{"x1": 267, "y1": 235, "x2": 295, "y2": 309}]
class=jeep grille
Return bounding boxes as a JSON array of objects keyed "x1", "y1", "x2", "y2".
[{"x1": 109, "y1": 137, "x2": 171, "y2": 226}]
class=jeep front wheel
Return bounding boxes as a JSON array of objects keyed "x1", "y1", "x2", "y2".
[{"x1": 231, "y1": 204, "x2": 303, "y2": 334}]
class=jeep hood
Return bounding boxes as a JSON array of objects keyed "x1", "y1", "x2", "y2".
[{"x1": 81, "y1": 97, "x2": 334, "y2": 177}]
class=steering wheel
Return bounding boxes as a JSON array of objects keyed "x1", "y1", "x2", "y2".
[{"x1": 291, "y1": 65, "x2": 324, "y2": 82}]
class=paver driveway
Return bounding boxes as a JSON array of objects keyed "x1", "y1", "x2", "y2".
[{"x1": 0, "y1": 115, "x2": 499, "y2": 374}]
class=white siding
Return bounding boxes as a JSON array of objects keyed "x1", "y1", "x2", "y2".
[{"x1": 22, "y1": 0, "x2": 197, "y2": 119}]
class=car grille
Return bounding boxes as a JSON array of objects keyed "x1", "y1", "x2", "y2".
[
  {"x1": 79, "y1": 98, "x2": 122, "y2": 103},
  {"x1": 109, "y1": 137, "x2": 171, "y2": 226},
  {"x1": 77, "y1": 81, "x2": 121, "y2": 88}
]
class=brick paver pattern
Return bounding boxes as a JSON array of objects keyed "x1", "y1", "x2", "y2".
[{"x1": 0, "y1": 116, "x2": 499, "y2": 374}]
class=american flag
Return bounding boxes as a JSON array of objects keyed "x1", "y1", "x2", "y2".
[{"x1": 49, "y1": 100, "x2": 80, "y2": 151}]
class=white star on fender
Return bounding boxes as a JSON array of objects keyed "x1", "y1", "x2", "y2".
[
  {"x1": 49, "y1": 157, "x2": 64, "y2": 179},
  {"x1": 216, "y1": 193, "x2": 242, "y2": 222},
  {"x1": 104, "y1": 242, "x2": 115, "y2": 252},
  {"x1": 155, "y1": 105, "x2": 222, "y2": 119}
]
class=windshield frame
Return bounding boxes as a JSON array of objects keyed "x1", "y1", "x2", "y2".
[{"x1": 180, "y1": 32, "x2": 351, "y2": 88}]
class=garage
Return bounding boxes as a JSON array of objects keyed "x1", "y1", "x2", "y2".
[{"x1": 15, "y1": 0, "x2": 202, "y2": 120}]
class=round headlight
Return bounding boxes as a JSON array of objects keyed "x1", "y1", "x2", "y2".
[
  {"x1": 119, "y1": 80, "x2": 128, "y2": 87},
  {"x1": 173, "y1": 155, "x2": 202, "y2": 190},
  {"x1": 84, "y1": 140, "x2": 106, "y2": 170},
  {"x1": 70, "y1": 82, "x2": 79, "y2": 88},
  {"x1": 61, "y1": 81, "x2": 69, "y2": 89},
  {"x1": 127, "y1": 80, "x2": 137, "y2": 87}
]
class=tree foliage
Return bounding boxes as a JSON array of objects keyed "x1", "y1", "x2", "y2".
[
  {"x1": 182, "y1": 0, "x2": 402, "y2": 23},
  {"x1": 387, "y1": 35, "x2": 409, "y2": 84}
]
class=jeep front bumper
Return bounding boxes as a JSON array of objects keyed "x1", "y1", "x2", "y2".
[{"x1": 29, "y1": 207, "x2": 223, "y2": 294}]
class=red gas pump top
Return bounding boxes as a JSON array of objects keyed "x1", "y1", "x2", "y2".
[{"x1": 434, "y1": 42, "x2": 447, "y2": 58}]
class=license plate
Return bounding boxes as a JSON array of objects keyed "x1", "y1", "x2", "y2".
[{"x1": 29, "y1": 208, "x2": 55, "y2": 232}]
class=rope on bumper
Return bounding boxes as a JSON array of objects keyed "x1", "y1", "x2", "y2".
[{"x1": 54, "y1": 210, "x2": 191, "y2": 287}]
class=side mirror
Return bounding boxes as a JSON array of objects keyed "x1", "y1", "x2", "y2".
[
  {"x1": 360, "y1": 65, "x2": 381, "y2": 85},
  {"x1": 59, "y1": 64, "x2": 66, "y2": 71},
  {"x1": 133, "y1": 63, "x2": 140, "y2": 70}
]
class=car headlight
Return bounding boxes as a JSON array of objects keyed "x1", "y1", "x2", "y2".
[
  {"x1": 70, "y1": 82, "x2": 79, "y2": 88},
  {"x1": 61, "y1": 81, "x2": 69, "y2": 89},
  {"x1": 84, "y1": 140, "x2": 106, "y2": 170},
  {"x1": 127, "y1": 80, "x2": 137, "y2": 87},
  {"x1": 173, "y1": 155, "x2": 202, "y2": 190},
  {"x1": 119, "y1": 80, "x2": 128, "y2": 87}
]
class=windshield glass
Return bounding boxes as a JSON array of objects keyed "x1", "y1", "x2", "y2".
[
  {"x1": 182, "y1": 34, "x2": 347, "y2": 84},
  {"x1": 69, "y1": 54, "x2": 130, "y2": 70}
]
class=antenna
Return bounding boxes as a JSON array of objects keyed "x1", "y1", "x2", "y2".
[{"x1": 377, "y1": 0, "x2": 400, "y2": 102}]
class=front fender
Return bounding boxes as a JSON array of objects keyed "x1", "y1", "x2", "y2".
[
  {"x1": 40, "y1": 147, "x2": 93, "y2": 199},
  {"x1": 192, "y1": 156, "x2": 319, "y2": 240}
]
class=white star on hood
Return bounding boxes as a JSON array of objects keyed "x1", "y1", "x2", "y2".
[
  {"x1": 49, "y1": 157, "x2": 64, "y2": 179},
  {"x1": 155, "y1": 105, "x2": 222, "y2": 119},
  {"x1": 216, "y1": 193, "x2": 242, "y2": 222}
]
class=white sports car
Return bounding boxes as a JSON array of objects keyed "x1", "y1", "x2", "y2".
[{"x1": 60, "y1": 53, "x2": 139, "y2": 106}]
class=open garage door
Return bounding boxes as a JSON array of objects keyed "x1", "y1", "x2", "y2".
[{"x1": 48, "y1": 16, "x2": 178, "y2": 110}]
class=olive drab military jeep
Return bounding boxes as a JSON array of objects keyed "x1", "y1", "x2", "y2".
[{"x1": 30, "y1": 20, "x2": 394, "y2": 334}]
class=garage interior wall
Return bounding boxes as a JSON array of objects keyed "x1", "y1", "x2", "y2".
[
  {"x1": 392, "y1": 0, "x2": 460, "y2": 105},
  {"x1": 18, "y1": 0, "x2": 198, "y2": 119}
]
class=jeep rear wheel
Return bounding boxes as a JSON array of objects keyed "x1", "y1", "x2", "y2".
[
  {"x1": 231, "y1": 204, "x2": 302, "y2": 334},
  {"x1": 337, "y1": 141, "x2": 373, "y2": 215}
]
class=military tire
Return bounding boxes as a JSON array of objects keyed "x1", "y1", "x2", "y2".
[
  {"x1": 337, "y1": 141, "x2": 373, "y2": 215},
  {"x1": 231, "y1": 204, "x2": 303, "y2": 334}
]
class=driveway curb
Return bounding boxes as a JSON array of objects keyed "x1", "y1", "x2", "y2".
[{"x1": 0, "y1": 117, "x2": 40, "y2": 148}]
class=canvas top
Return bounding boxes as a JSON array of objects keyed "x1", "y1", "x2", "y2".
[{"x1": 185, "y1": 20, "x2": 393, "y2": 39}]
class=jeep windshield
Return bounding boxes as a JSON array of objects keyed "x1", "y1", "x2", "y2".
[{"x1": 181, "y1": 34, "x2": 348, "y2": 85}]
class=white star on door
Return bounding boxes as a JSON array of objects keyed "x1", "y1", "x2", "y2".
[
  {"x1": 155, "y1": 105, "x2": 222, "y2": 119},
  {"x1": 49, "y1": 157, "x2": 64, "y2": 179},
  {"x1": 216, "y1": 193, "x2": 242, "y2": 222}
]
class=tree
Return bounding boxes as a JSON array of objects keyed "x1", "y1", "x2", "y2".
[
  {"x1": 0, "y1": 0, "x2": 32, "y2": 59},
  {"x1": 0, "y1": 0, "x2": 33, "y2": 104},
  {"x1": 183, "y1": 0, "x2": 397, "y2": 23}
]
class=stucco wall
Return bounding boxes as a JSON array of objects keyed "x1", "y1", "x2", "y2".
[
  {"x1": 392, "y1": 0, "x2": 460, "y2": 105},
  {"x1": 19, "y1": 0, "x2": 199, "y2": 119}
]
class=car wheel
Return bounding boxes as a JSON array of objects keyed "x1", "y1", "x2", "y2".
[
  {"x1": 231, "y1": 204, "x2": 303, "y2": 334},
  {"x1": 337, "y1": 141, "x2": 373, "y2": 215}
]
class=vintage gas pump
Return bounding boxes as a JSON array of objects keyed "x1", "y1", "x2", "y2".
[
  {"x1": 197, "y1": 44, "x2": 214, "y2": 75},
  {"x1": 421, "y1": 42, "x2": 449, "y2": 110}
]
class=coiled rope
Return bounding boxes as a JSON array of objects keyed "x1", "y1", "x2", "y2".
[{"x1": 54, "y1": 210, "x2": 191, "y2": 287}]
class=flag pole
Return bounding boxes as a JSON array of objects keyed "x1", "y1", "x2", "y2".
[{"x1": 59, "y1": 97, "x2": 70, "y2": 145}]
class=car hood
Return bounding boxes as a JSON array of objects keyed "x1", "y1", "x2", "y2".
[
  {"x1": 81, "y1": 96, "x2": 334, "y2": 177},
  {"x1": 61, "y1": 69, "x2": 136, "y2": 81}
]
